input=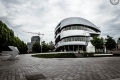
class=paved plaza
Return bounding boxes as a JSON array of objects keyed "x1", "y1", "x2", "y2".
[{"x1": 0, "y1": 54, "x2": 120, "y2": 80}]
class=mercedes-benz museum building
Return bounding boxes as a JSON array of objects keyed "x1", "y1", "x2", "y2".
[{"x1": 54, "y1": 17, "x2": 101, "y2": 52}]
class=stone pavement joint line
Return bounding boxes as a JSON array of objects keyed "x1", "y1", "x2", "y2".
[{"x1": 0, "y1": 54, "x2": 120, "y2": 80}]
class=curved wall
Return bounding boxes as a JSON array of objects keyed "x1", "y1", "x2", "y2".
[
  {"x1": 57, "y1": 41, "x2": 86, "y2": 48},
  {"x1": 55, "y1": 17, "x2": 101, "y2": 52},
  {"x1": 61, "y1": 30, "x2": 90, "y2": 39},
  {"x1": 55, "y1": 17, "x2": 100, "y2": 32}
]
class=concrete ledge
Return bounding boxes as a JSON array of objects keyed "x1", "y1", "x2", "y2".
[
  {"x1": 107, "y1": 50, "x2": 120, "y2": 54},
  {"x1": 94, "y1": 54, "x2": 113, "y2": 56},
  {"x1": 113, "y1": 54, "x2": 120, "y2": 56}
]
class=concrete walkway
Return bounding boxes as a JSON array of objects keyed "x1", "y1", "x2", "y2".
[{"x1": 0, "y1": 54, "x2": 120, "y2": 80}]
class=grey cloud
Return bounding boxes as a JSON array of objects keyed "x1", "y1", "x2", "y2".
[
  {"x1": 0, "y1": 0, "x2": 120, "y2": 43},
  {"x1": 97, "y1": 2, "x2": 120, "y2": 41}
]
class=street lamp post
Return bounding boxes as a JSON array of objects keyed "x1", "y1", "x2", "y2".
[
  {"x1": 103, "y1": 38, "x2": 106, "y2": 53},
  {"x1": 83, "y1": 31, "x2": 87, "y2": 52},
  {"x1": 40, "y1": 34, "x2": 44, "y2": 53},
  {"x1": 84, "y1": 23, "x2": 87, "y2": 52}
]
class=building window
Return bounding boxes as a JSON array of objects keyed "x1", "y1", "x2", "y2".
[
  {"x1": 62, "y1": 37, "x2": 90, "y2": 42},
  {"x1": 61, "y1": 25, "x2": 97, "y2": 32}
]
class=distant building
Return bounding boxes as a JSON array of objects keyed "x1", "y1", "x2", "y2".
[
  {"x1": 27, "y1": 36, "x2": 40, "y2": 52},
  {"x1": 27, "y1": 42, "x2": 32, "y2": 52}
]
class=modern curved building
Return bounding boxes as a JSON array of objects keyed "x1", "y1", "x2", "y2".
[{"x1": 54, "y1": 17, "x2": 101, "y2": 52}]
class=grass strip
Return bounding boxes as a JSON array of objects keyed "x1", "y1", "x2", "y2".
[{"x1": 32, "y1": 53, "x2": 77, "y2": 58}]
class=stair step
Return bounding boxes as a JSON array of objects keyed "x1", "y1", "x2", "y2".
[{"x1": 74, "y1": 53, "x2": 83, "y2": 58}]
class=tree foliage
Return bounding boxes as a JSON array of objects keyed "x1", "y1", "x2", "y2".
[
  {"x1": 32, "y1": 41, "x2": 55, "y2": 53},
  {"x1": 105, "y1": 35, "x2": 116, "y2": 50},
  {"x1": 49, "y1": 41, "x2": 55, "y2": 51},
  {"x1": 42, "y1": 41, "x2": 50, "y2": 52},
  {"x1": 0, "y1": 21, "x2": 27, "y2": 53},
  {"x1": 117, "y1": 37, "x2": 120, "y2": 43},
  {"x1": 32, "y1": 42, "x2": 41, "y2": 53},
  {"x1": 91, "y1": 36, "x2": 104, "y2": 51}
]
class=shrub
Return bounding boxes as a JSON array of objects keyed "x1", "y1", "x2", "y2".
[
  {"x1": 82, "y1": 52, "x2": 87, "y2": 57},
  {"x1": 82, "y1": 52, "x2": 94, "y2": 57},
  {"x1": 87, "y1": 53, "x2": 94, "y2": 57},
  {"x1": 32, "y1": 53, "x2": 77, "y2": 58}
]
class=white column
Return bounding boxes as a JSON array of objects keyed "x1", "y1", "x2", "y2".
[
  {"x1": 104, "y1": 46, "x2": 106, "y2": 53},
  {"x1": 64, "y1": 46, "x2": 66, "y2": 52}
]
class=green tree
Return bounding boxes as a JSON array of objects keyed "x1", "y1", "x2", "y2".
[
  {"x1": 117, "y1": 37, "x2": 120, "y2": 43},
  {"x1": 42, "y1": 41, "x2": 49, "y2": 52},
  {"x1": 32, "y1": 42, "x2": 41, "y2": 53},
  {"x1": 105, "y1": 35, "x2": 116, "y2": 50},
  {"x1": 49, "y1": 41, "x2": 55, "y2": 51},
  {"x1": 91, "y1": 36, "x2": 104, "y2": 52},
  {"x1": 32, "y1": 41, "x2": 55, "y2": 53},
  {"x1": 0, "y1": 20, "x2": 27, "y2": 53}
]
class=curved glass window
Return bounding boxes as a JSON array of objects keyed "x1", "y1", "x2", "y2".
[
  {"x1": 62, "y1": 25, "x2": 96, "y2": 32},
  {"x1": 62, "y1": 37, "x2": 89, "y2": 42}
]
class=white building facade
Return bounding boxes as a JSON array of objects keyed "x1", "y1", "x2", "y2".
[{"x1": 54, "y1": 17, "x2": 101, "y2": 52}]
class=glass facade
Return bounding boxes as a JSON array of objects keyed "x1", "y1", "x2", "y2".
[
  {"x1": 62, "y1": 37, "x2": 89, "y2": 42},
  {"x1": 62, "y1": 25, "x2": 96, "y2": 32},
  {"x1": 31, "y1": 36, "x2": 40, "y2": 43}
]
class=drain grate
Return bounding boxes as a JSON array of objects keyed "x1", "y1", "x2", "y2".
[{"x1": 25, "y1": 74, "x2": 46, "y2": 80}]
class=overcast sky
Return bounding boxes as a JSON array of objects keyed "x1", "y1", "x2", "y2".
[{"x1": 0, "y1": 0, "x2": 120, "y2": 43}]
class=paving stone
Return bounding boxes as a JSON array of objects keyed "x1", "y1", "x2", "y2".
[
  {"x1": 111, "y1": 78, "x2": 120, "y2": 80},
  {"x1": 0, "y1": 54, "x2": 120, "y2": 80}
]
